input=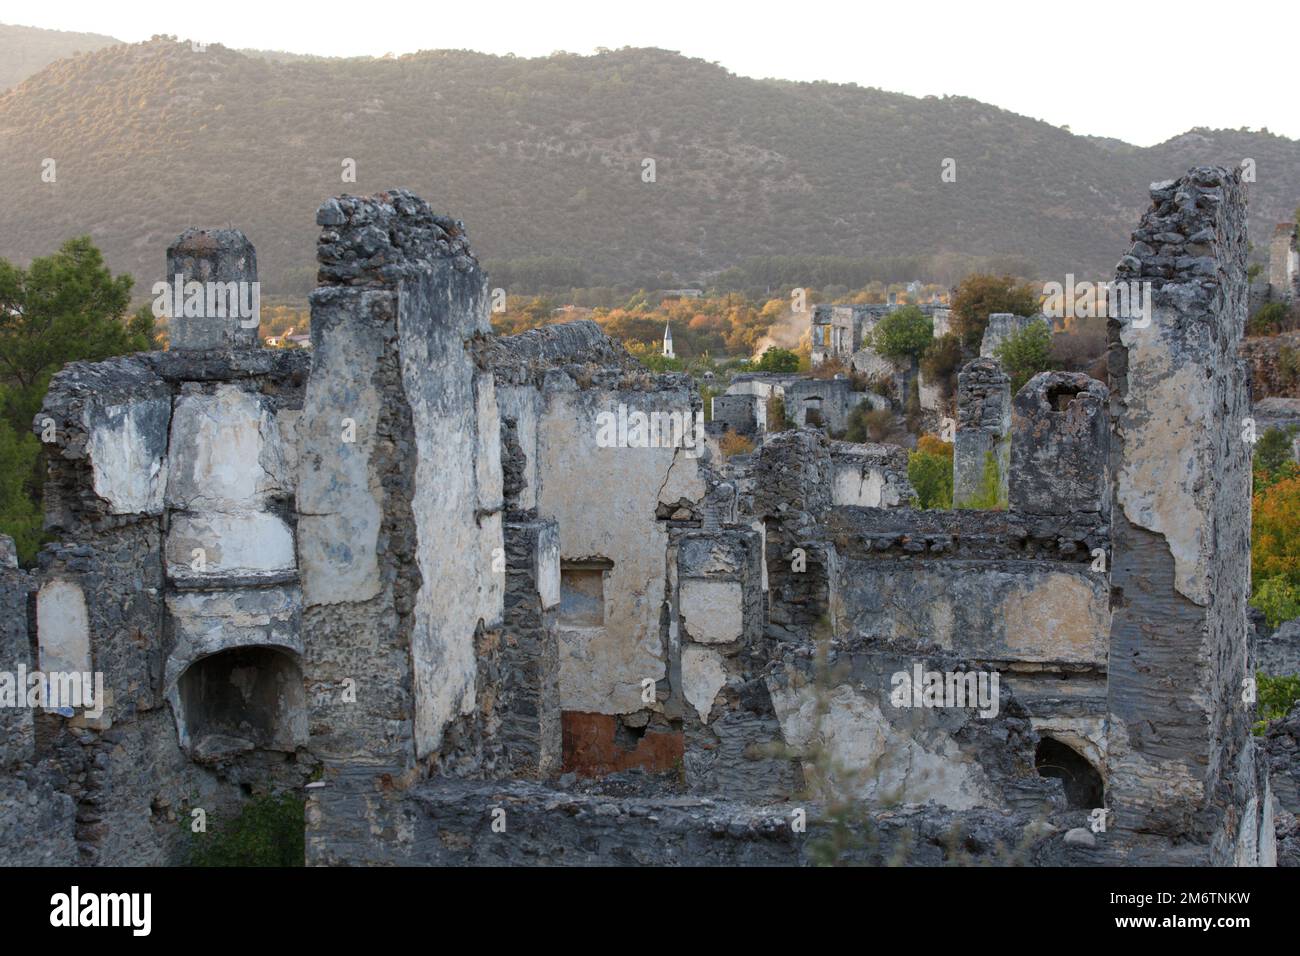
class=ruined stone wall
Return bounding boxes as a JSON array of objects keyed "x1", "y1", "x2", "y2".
[
  {"x1": 953, "y1": 358, "x2": 1010, "y2": 508},
  {"x1": 300, "y1": 191, "x2": 503, "y2": 780},
  {"x1": 710, "y1": 393, "x2": 757, "y2": 435},
  {"x1": 476, "y1": 319, "x2": 710, "y2": 774},
  {"x1": 829, "y1": 441, "x2": 914, "y2": 507},
  {"x1": 0, "y1": 537, "x2": 80, "y2": 864},
  {"x1": 20, "y1": 232, "x2": 313, "y2": 865},
  {"x1": 1010, "y1": 372, "x2": 1109, "y2": 517},
  {"x1": 1105, "y1": 167, "x2": 1267, "y2": 864},
  {"x1": 670, "y1": 528, "x2": 796, "y2": 800},
  {"x1": 979, "y1": 313, "x2": 1050, "y2": 359},
  {"x1": 1269, "y1": 222, "x2": 1298, "y2": 302}
]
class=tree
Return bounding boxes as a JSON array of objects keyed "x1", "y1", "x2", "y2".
[
  {"x1": 0, "y1": 236, "x2": 154, "y2": 435},
  {"x1": 753, "y1": 346, "x2": 799, "y2": 373},
  {"x1": 1255, "y1": 427, "x2": 1298, "y2": 479},
  {"x1": 845, "y1": 404, "x2": 894, "y2": 443},
  {"x1": 1253, "y1": 472, "x2": 1300, "y2": 587},
  {"x1": 0, "y1": 414, "x2": 42, "y2": 562},
  {"x1": 920, "y1": 332, "x2": 964, "y2": 401},
  {"x1": 870, "y1": 305, "x2": 933, "y2": 362},
  {"x1": 0, "y1": 237, "x2": 156, "y2": 564},
  {"x1": 908, "y1": 434, "x2": 953, "y2": 509},
  {"x1": 950, "y1": 273, "x2": 1039, "y2": 349},
  {"x1": 994, "y1": 322, "x2": 1053, "y2": 393}
]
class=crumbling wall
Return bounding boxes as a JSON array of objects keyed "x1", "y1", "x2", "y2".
[
  {"x1": 829, "y1": 441, "x2": 914, "y2": 507},
  {"x1": 670, "y1": 528, "x2": 795, "y2": 800},
  {"x1": 476, "y1": 321, "x2": 709, "y2": 764},
  {"x1": 953, "y1": 359, "x2": 1010, "y2": 508},
  {"x1": 300, "y1": 191, "x2": 503, "y2": 778},
  {"x1": 22, "y1": 229, "x2": 313, "y2": 865},
  {"x1": 980, "y1": 313, "x2": 1049, "y2": 359},
  {"x1": 0, "y1": 536, "x2": 80, "y2": 865},
  {"x1": 1268, "y1": 222, "x2": 1298, "y2": 303},
  {"x1": 1010, "y1": 372, "x2": 1109, "y2": 517},
  {"x1": 1105, "y1": 167, "x2": 1268, "y2": 864}
]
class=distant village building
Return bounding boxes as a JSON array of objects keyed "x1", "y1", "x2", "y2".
[
  {"x1": 661, "y1": 289, "x2": 703, "y2": 300},
  {"x1": 264, "y1": 326, "x2": 312, "y2": 349},
  {"x1": 662, "y1": 321, "x2": 675, "y2": 358},
  {"x1": 1270, "y1": 222, "x2": 1299, "y2": 303}
]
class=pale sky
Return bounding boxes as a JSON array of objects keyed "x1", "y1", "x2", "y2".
[{"x1": 7, "y1": 0, "x2": 1298, "y2": 147}]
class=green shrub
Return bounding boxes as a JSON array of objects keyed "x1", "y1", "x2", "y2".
[
  {"x1": 994, "y1": 322, "x2": 1053, "y2": 394},
  {"x1": 959, "y1": 451, "x2": 1006, "y2": 510},
  {"x1": 185, "y1": 793, "x2": 305, "y2": 867},
  {"x1": 754, "y1": 347, "x2": 799, "y2": 373},
  {"x1": 0, "y1": 417, "x2": 42, "y2": 564},
  {"x1": 1255, "y1": 426, "x2": 1297, "y2": 479},
  {"x1": 1250, "y1": 576, "x2": 1300, "y2": 629},
  {"x1": 920, "y1": 333, "x2": 963, "y2": 400},
  {"x1": 1253, "y1": 672, "x2": 1300, "y2": 735},
  {"x1": 1279, "y1": 346, "x2": 1300, "y2": 388},
  {"x1": 908, "y1": 446, "x2": 953, "y2": 509},
  {"x1": 871, "y1": 305, "x2": 933, "y2": 362},
  {"x1": 1248, "y1": 302, "x2": 1290, "y2": 336}
]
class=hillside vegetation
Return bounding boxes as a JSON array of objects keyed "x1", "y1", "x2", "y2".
[{"x1": 1, "y1": 35, "x2": 1298, "y2": 299}]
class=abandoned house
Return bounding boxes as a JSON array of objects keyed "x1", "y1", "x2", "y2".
[{"x1": 0, "y1": 167, "x2": 1287, "y2": 866}]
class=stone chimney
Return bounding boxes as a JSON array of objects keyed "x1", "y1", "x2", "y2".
[{"x1": 164, "y1": 229, "x2": 260, "y2": 350}]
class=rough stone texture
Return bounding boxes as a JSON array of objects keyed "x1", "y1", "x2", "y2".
[
  {"x1": 829, "y1": 441, "x2": 914, "y2": 507},
  {"x1": 1268, "y1": 221, "x2": 1298, "y2": 303},
  {"x1": 7, "y1": 180, "x2": 1278, "y2": 868},
  {"x1": 1106, "y1": 167, "x2": 1265, "y2": 864},
  {"x1": 304, "y1": 776, "x2": 1085, "y2": 866},
  {"x1": 165, "y1": 228, "x2": 260, "y2": 350},
  {"x1": 496, "y1": 518, "x2": 562, "y2": 778},
  {"x1": 479, "y1": 343, "x2": 705, "y2": 718},
  {"x1": 953, "y1": 359, "x2": 1010, "y2": 508},
  {"x1": 301, "y1": 191, "x2": 502, "y2": 782},
  {"x1": 13, "y1": 230, "x2": 314, "y2": 867},
  {"x1": 711, "y1": 393, "x2": 758, "y2": 435},
  {"x1": 1010, "y1": 372, "x2": 1109, "y2": 517},
  {"x1": 979, "y1": 313, "x2": 1050, "y2": 359},
  {"x1": 1264, "y1": 702, "x2": 1300, "y2": 866},
  {"x1": 1257, "y1": 618, "x2": 1300, "y2": 677},
  {"x1": 0, "y1": 554, "x2": 35, "y2": 768}
]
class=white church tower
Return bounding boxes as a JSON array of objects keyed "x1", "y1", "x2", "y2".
[{"x1": 662, "y1": 321, "x2": 674, "y2": 358}]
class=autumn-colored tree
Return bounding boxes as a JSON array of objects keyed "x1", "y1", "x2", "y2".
[
  {"x1": 1253, "y1": 472, "x2": 1300, "y2": 586},
  {"x1": 719, "y1": 430, "x2": 755, "y2": 457},
  {"x1": 950, "y1": 273, "x2": 1039, "y2": 348}
]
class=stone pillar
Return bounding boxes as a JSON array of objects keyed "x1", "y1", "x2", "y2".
[
  {"x1": 953, "y1": 358, "x2": 1010, "y2": 509},
  {"x1": 1010, "y1": 371, "x2": 1108, "y2": 517},
  {"x1": 165, "y1": 228, "x2": 260, "y2": 350},
  {"x1": 299, "y1": 190, "x2": 503, "y2": 776},
  {"x1": 1269, "y1": 223, "x2": 1298, "y2": 302},
  {"x1": 1105, "y1": 167, "x2": 1264, "y2": 863},
  {"x1": 497, "y1": 517, "x2": 562, "y2": 778}
]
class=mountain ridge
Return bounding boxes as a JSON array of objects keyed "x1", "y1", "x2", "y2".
[{"x1": 1, "y1": 34, "x2": 1296, "y2": 297}]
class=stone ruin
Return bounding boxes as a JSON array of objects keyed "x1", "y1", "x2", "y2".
[{"x1": 0, "y1": 169, "x2": 1286, "y2": 866}]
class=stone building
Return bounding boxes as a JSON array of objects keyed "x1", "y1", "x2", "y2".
[
  {"x1": 1269, "y1": 222, "x2": 1299, "y2": 304},
  {"x1": 0, "y1": 169, "x2": 1280, "y2": 866}
]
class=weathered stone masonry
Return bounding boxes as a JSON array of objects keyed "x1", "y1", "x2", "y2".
[{"x1": 0, "y1": 170, "x2": 1278, "y2": 866}]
